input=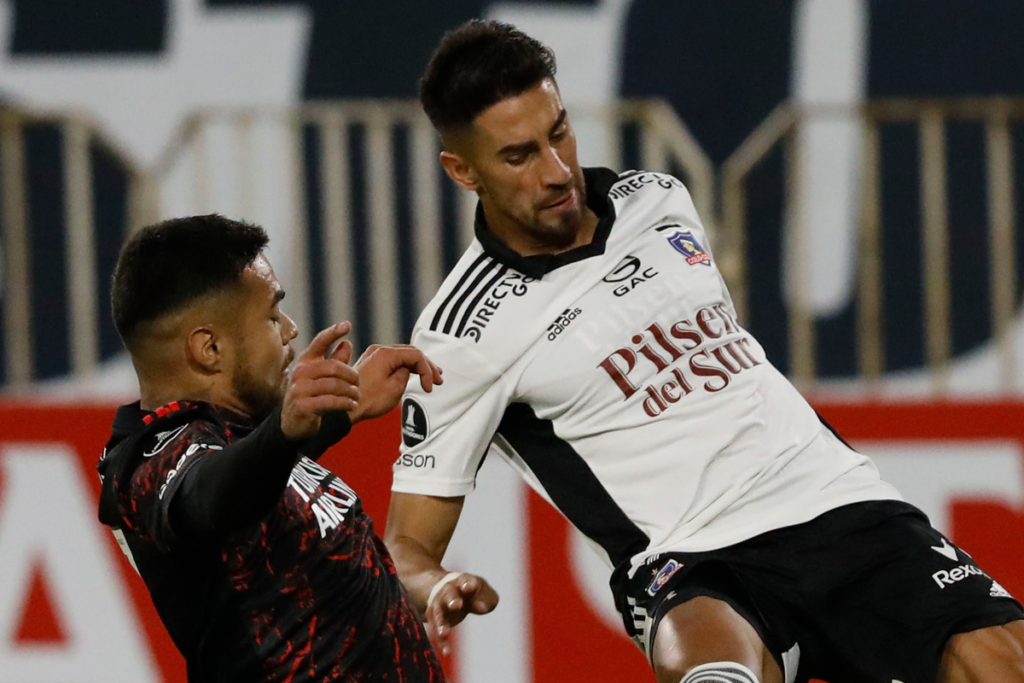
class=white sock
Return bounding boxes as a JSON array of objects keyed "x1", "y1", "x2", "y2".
[{"x1": 680, "y1": 661, "x2": 759, "y2": 683}]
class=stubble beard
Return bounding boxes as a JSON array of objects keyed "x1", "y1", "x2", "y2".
[
  {"x1": 518, "y1": 184, "x2": 587, "y2": 251},
  {"x1": 231, "y1": 350, "x2": 287, "y2": 422}
]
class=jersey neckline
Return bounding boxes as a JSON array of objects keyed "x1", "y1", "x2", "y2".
[{"x1": 472, "y1": 166, "x2": 620, "y2": 279}]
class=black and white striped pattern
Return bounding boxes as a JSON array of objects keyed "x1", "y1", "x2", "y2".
[
  {"x1": 428, "y1": 254, "x2": 509, "y2": 337},
  {"x1": 680, "y1": 662, "x2": 759, "y2": 683},
  {"x1": 679, "y1": 662, "x2": 759, "y2": 683}
]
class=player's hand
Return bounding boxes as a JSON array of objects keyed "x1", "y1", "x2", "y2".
[
  {"x1": 426, "y1": 573, "x2": 499, "y2": 656},
  {"x1": 348, "y1": 344, "x2": 443, "y2": 424},
  {"x1": 280, "y1": 322, "x2": 360, "y2": 440}
]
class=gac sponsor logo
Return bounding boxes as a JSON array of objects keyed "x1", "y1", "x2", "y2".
[
  {"x1": 395, "y1": 453, "x2": 436, "y2": 469},
  {"x1": 932, "y1": 563, "x2": 987, "y2": 589},
  {"x1": 604, "y1": 255, "x2": 659, "y2": 297}
]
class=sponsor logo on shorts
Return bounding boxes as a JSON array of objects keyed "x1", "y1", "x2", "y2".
[
  {"x1": 932, "y1": 563, "x2": 987, "y2": 589},
  {"x1": 646, "y1": 559, "x2": 682, "y2": 596},
  {"x1": 930, "y1": 537, "x2": 959, "y2": 562},
  {"x1": 991, "y1": 580, "x2": 1013, "y2": 599},
  {"x1": 401, "y1": 397, "x2": 428, "y2": 448}
]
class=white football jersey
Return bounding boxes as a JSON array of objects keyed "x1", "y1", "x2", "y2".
[{"x1": 393, "y1": 167, "x2": 900, "y2": 575}]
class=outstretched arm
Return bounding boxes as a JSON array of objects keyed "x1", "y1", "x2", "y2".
[
  {"x1": 385, "y1": 491, "x2": 498, "y2": 655},
  {"x1": 172, "y1": 323, "x2": 359, "y2": 537}
]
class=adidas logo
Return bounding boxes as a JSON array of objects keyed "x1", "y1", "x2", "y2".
[{"x1": 991, "y1": 581, "x2": 1013, "y2": 599}]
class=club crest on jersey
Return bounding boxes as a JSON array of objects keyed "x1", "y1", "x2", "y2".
[
  {"x1": 666, "y1": 230, "x2": 711, "y2": 266},
  {"x1": 647, "y1": 559, "x2": 683, "y2": 596}
]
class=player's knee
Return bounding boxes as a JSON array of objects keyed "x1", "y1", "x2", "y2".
[
  {"x1": 652, "y1": 597, "x2": 764, "y2": 683},
  {"x1": 941, "y1": 622, "x2": 1024, "y2": 682}
]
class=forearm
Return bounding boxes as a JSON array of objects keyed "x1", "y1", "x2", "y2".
[
  {"x1": 384, "y1": 492, "x2": 466, "y2": 614},
  {"x1": 300, "y1": 410, "x2": 352, "y2": 461},
  {"x1": 173, "y1": 407, "x2": 301, "y2": 537},
  {"x1": 386, "y1": 532, "x2": 453, "y2": 614}
]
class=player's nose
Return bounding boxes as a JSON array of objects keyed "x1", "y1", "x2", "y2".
[
  {"x1": 281, "y1": 312, "x2": 299, "y2": 343},
  {"x1": 539, "y1": 144, "x2": 572, "y2": 186}
]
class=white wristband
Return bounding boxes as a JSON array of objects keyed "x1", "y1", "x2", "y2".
[{"x1": 427, "y1": 571, "x2": 462, "y2": 612}]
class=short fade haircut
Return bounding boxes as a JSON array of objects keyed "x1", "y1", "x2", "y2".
[
  {"x1": 420, "y1": 20, "x2": 557, "y2": 132},
  {"x1": 111, "y1": 214, "x2": 269, "y2": 345}
]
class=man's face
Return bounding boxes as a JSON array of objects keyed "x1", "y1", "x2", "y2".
[
  {"x1": 228, "y1": 255, "x2": 298, "y2": 420},
  {"x1": 459, "y1": 79, "x2": 587, "y2": 250}
]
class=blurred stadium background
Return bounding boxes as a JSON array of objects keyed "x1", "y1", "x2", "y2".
[{"x1": 2, "y1": 1, "x2": 1024, "y2": 681}]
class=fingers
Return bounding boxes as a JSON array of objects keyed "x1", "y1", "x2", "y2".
[
  {"x1": 373, "y1": 347, "x2": 444, "y2": 392},
  {"x1": 428, "y1": 582, "x2": 465, "y2": 656},
  {"x1": 425, "y1": 573, "x2": 497, "y2": 656},
  {"x1": 294, "y1": 377, "x2": 360, "y2": 403},
  {"x1": 301, "y1": 321, "x2": 352, "y2": 361},
  {"x1": 331, "y1": 339, "x2": 353, "y2": 365},
  {"x1": 427, "y1": 604, "x2": 452, "y2": 655},
  {"x1": 292, "y1": 358, "x2": 360, "y2": 386},
  {"x1": 424, "y1": 360, "x2": 444, "y2": 392},
  {"x1": 293, "y1": 394, "x2": 358, "y2": 414}
]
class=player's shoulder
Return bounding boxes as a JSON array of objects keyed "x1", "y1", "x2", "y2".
[
  {"x1": 604, "y1": 168, "x2": 695, "y2": 211},
  {"x1": 131, "y1": 404, "x2": 230, "y2": 473},
  {"x1": 413, "y1": 243, "x2": 540, "y2": 356}
]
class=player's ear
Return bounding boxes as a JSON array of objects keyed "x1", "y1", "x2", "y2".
[
  {"x1": 187, "y1": 326, "x2": 222, "y2": 372},
  {"x1": 439, "y1": 149, "x2": 479, "y2": 193}
]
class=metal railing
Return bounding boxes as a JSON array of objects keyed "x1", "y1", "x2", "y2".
[
  {"x1": 721, "y1": 98, "x2": 1021, "y2": 393},
  {"x1": 2, "y1": 97, "x2": 1022, "y2": 395},
  {"x1": 149, "y1": 100, "x2": 714, "y2": 350},
  {"x1": 0, "y1": 107, "x2": 152, "y2": 388},
  {"x1": 0, "y1": 99, "x2": 713, "y2": 385}
]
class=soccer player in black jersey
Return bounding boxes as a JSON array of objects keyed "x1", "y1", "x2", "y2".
[
  {"x1": 383, "y1": 20, "x2": 1024, "y2": 683},
  {"x1": 98, "y1": 215, "x2": 447, "y2": 683}
]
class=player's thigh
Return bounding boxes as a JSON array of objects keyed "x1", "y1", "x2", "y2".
[
  {"x1": 651, "y1": 595, "x2": 783, "y2": 683},
  {"x1": 938, "y1": 620, "x2": 1024, "y2": 683}
]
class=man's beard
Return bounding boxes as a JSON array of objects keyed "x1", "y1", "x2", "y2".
[
  {"x1": 526, "y1": 204, "x2": 584, "y2": 249},
  {"x1": 232, "y1": 354, "x2": 286, "y2": 422},
  {"x1": 503, "y1": 189, "x2": 585, "y2": 250}
]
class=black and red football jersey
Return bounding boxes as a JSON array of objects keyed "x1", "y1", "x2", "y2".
[{"x1": 98, "y1": 401, "x2": 446, "y2": 683}]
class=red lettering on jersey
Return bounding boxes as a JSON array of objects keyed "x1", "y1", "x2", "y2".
[
  {"x1": 696, "y1": 308, "x2": 723, "y2": 339},
  {"x1": 669, "y1": 320, "x2": 703, "y2": 350},
  {"x1": 689, "y1": 350, "x2": 731, "y2": 392},
  {"x1": 598, "y1": 349, "x2": 640, "y2": 399}
]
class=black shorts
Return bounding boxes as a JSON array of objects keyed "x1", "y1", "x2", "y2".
[{"x1": 614, "y1": 501, "x2": 1023, "y2": 683}]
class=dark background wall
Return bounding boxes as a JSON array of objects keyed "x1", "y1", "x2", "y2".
[{"x1": 4, "y1": 0, "x2": 1024, "y2": 381}]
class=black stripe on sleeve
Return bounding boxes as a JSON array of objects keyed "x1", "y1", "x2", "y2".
[
  {"x1": 455, "y1": 265, "x2": 509, "y2": 338},
  {"x1": 497, "y1": 403, "x2": 650, "y2": 569},
  {"x1": 442, "y1": 259, "x2": 499, "y2": 335},
  {"x1": 429, "y1": 253, "x2": 490, "y2": 332}
]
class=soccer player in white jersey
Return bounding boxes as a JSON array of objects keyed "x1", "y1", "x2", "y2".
[{"x1": 383, "y1": 20, "x2": 1024, "y2": 683}]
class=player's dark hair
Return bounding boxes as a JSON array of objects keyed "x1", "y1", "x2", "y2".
[
  {"x1": 420, "y1": 19, "x2": 557, "y2": 132},
  {"x1": 111, "y1": 214, "x2": 269, "y2": 345}
]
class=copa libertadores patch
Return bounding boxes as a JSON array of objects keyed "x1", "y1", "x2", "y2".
[{"x1": 401, "y1": 397, "x2": 429, "y2": 448}]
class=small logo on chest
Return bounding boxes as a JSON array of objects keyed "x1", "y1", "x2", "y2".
[
  {"x1": 659, "y1": 226, "x2": 711, "y2": 267},
  {"x1": 604, "y1": 255, "x2": 659, "y2": 297},
  {"x1": 547, "y1": 308, "x2": 583, "y2": 341}
]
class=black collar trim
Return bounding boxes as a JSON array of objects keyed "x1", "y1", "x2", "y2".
[{"x1": 473, "y1": 167, "x2": 620, "y2": 279}]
